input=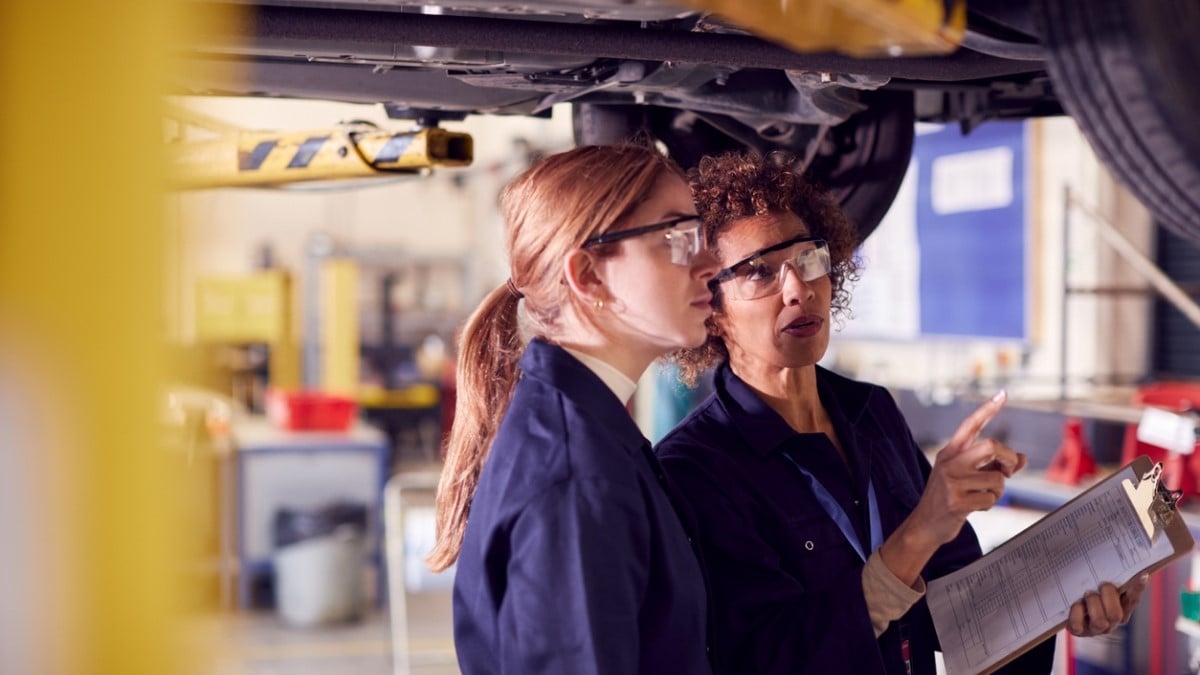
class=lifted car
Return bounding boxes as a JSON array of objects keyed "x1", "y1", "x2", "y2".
[{"x1": 185, "y1": 0, "x2": 1200, "y2": 245}]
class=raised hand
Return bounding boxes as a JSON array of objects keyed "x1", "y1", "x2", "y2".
[
  {"x1": 880, "y1": 391, "x2": 1028, "y2": 586},
  {"x1": 906, "y1": 390, "x2": 1027, "y2": 547}
]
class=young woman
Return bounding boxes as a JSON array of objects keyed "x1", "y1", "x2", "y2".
[
  {"x1": 656, "y1": 151, "x2": 1147, "y2": 675},
  {"x1": 427, "y1": 144, "x2": 720, "y2": 675}
]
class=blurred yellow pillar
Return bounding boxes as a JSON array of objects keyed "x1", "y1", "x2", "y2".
[
  {"x1": 0, "y1": 0, "x2": 195, "y2": 673},
  {"x1": 321, "y1": 259, "x2": 361, "y2": 395}
]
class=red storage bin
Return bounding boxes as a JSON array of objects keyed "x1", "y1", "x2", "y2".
[{"x1": 266, "y1": 389, "x2": 357, "y2": 431}]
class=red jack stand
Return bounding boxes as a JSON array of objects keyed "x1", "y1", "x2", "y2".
[{"x1": 1046, "y1": 417, "x2": 1098, "y2": 485}]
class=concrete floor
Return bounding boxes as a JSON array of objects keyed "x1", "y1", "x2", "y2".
[
  {"x1": 182, "y1": 459, "x2": 459, "y2": 675},
  {"x1": 177, "y1": 501, "x2": 1057, "y2": 675},
  {"x1": 192, "y1": 592, "x2": 458, "y2": 675}
]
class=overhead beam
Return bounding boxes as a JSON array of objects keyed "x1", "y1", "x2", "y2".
[{"x1": 189, "y1": 3, "x2": 1044, "y2": 82}]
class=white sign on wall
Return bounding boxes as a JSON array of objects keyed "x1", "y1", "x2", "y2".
[{"x1": 931, "y1": 146, "x2": 1014, "y2": 215}]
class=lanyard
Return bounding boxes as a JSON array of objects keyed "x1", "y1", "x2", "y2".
[{"x1": 783, "y1": 451, "x2": 882, "y2": 563}]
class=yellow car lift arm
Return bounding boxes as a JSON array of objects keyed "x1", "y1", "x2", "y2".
[{"x1": 169, "y1": 122, "x2": 473, "y2": 189}]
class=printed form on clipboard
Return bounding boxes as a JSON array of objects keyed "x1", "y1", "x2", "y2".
[{"x1": 928, "y1": 455, "x2": 1194, "y2": 675}]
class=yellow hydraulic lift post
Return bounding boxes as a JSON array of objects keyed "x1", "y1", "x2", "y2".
[
  {"x1": 321, "y1": 259, "x2": 361, "y2": 396},
  {"x1": 0, "y1": 0, "x2": 227, "y2": 673}
]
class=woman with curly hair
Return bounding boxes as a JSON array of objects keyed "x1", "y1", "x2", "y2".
[
  {"x1": 655, "y1": 151, "x2": 1145, "y2": 674},
  {"x1": 427, "y1": 143, "x2": 721, "y2": 675}
]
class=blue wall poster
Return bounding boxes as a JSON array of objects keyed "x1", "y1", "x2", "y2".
[{"x1": 842, "y1": 121, "x2": 1028, "y2": 341}]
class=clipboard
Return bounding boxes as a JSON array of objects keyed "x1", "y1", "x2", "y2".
[{"x1": 928, "y1": 455, "x2": 1194, "y2": 675}]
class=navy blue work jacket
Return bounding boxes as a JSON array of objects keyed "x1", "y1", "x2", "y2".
[
  {"x1": 655, "y1": 364, "x2": 1055, "y2": 675},
  {"x1": 453, "y1": 339, "x2": 712, "y2": 675}
]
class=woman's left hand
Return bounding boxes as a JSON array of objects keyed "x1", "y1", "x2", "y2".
[{"x1": 1066, "y1": 575, "x2": 1150, "y2": 637}]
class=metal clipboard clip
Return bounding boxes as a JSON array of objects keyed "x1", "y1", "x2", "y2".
[{"x1": 1122, "y1": 462, "x2": 1184, "y2": 543}]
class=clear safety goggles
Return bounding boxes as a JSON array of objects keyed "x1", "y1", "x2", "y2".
[
  {"x1": 711, "y1": 234, "x2": 831, "y2": 301},
  {"x1": 582, "y1": 215, "x2": 706, "y2": 266}
]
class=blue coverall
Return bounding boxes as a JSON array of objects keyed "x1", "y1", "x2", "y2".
[
  {"x1": 454, "y1": 339, "x2": 712, "y2": 675},
  {"x1": 656, "y1": 364, "x2": 1055, "y2": 675}
]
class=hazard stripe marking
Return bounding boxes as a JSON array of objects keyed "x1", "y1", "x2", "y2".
[
  {"x1": 374, "y1": 134, "x2": 414, "y2": 164},
  {"x1": 238, "y1": 140, "x2": 277, "y2": 171},
  {"x1": 287, "y1": 136, "x2": 329, "y2": 169}
]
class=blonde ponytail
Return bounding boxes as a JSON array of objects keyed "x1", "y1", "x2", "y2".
[{"x1": 426, "y1": 284, "x2": 522, "y2": 571}]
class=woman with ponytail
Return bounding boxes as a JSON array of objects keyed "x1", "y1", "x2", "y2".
[{"x1": 427, "y1": 143, "x2": 720, "y2": 675}]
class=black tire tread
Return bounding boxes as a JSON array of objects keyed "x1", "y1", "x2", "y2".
[{"x1": 1035, "y1": 0, "x2": 1200, "y2": 242}]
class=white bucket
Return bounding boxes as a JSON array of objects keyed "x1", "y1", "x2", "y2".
[{"x1": 274, "y1": 527, "x2": 365, "y2": 626}]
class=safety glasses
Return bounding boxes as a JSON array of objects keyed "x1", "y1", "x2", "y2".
[
  {"x1": 711, "y1": 234, "x2": 831, "y2": 301},
  {"x1": 582, "y1": 214, "x2": 706, "y2": 266}
]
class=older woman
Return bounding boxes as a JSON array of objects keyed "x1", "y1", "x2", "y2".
[{"x1": 656, "y1": 151, "x2": 1146, "y2": 675}]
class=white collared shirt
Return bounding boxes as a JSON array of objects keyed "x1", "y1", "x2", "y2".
[{"x1": 562, "y1": 347, "x2": 637, "y2": 407}]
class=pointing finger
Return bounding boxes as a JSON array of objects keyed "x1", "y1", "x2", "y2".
[{"x1": 946, "y1": 390, "x2": 1007, "y2": 454}]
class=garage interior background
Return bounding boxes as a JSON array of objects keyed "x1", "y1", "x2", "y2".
[
  {"x1": 157, "y1": 94, "x2": 1200, "y2": 675},
  {"x1": 5, "y1": 88, "x2": 1200, "y2": 675},
  {"x1": 6, "y1": 0, "x2": 1200, "y2": 673},
  {"x1": 171, "y1": 95, "x2": 1183, "y2": 433}
]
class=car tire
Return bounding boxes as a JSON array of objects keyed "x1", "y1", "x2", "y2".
[
  {"x1": 804, "y1": 90, "x2": 914, "y2": 245},
  {"x1": 572, "y1": 92, "x2": 915, "y2": 244},
  {"x1": 1034, "y1": 0, "x2": 1200, "y2": 243}
]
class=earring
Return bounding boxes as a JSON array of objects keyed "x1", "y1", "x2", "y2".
[{"x1": 595, "y1": 298, "x2": 605, "y2": 310}]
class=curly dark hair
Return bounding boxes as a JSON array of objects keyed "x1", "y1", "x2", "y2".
[{"x1": 671, "y1": 150, "x2": 861, "y2": 386}]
